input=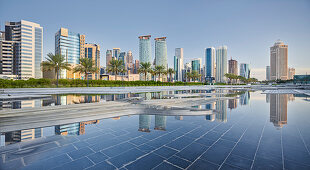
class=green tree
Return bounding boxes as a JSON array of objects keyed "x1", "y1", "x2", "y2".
[
  {"x1": 138, "y1": 62, "x2": 151, "y2": 81},
  {"x1": 167, "y1": 68, "x2": 175, "y2": 82},
  {"x1": 186, "y1": 72, "x2": 192, "y2": 82},
  {"x1": 41, "y1": 53, "x2": 71, "y2": 88},
  {"x1": 154, "y1": 65, "x2": 166, "y2": 82},
  {"x1": 191, "y1": 71, "x2": 201, "y2": 82},
  {"x1": 107, "y1": 58, "x2": 123, "y2": 81},
  {"x1": 73, "y1": 58, "x2": 99, "y2": 87}
]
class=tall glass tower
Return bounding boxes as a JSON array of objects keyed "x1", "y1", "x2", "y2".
[
  {"x1": 240, "y1": 63, "x2": 250, "y2": 79},
  {"x1": 155, "y1": 37, "x2": 167, "y2": 69},
  {"x1": 139, "y1": 35, "x2": 152, "y2": 80},
  {"x1": 205, "y1": 47, "x2": 215, "y2": 81},
  {"x1": 174, "y1": 48, "x2": 183, "y2": 81},
  {"x1": 216, "y1": 46, "x2": 228, "y2": 83}
]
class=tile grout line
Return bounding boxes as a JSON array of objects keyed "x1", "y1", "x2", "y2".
[
  {"x1": 249, "y1": 119, "x2": 267, "y2": 170},
  {"x1": 296, "y1": 125, "x2": 310, "y2": 155}
]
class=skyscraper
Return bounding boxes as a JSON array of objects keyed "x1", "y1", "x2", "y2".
[
  {"x1": 174, "y1": 48, "x2": 183, "y2": 81},
  {"x1": 113, "y1": 48, "x2": 121, "y2": 59},
  {"x1": 55, "y1": 28, "x2": 85, "y2": 79},
  {"x1": 126, "y1": 50, "x2": 133, "y2": 65},
  {"x1": 0, "y1": 40, "x2": 16, "y2": 77},
  {"x1": 139, "y1": 35, "x2": 151, "y2": 80},
  {"x1": 191, "y1": 58, "x2": 202, "y2": 73},
  {"x1": 240, "y1": 63, "x2": 250, "y2": 79},
  {"x1": 4, "y1": 20, "x2": 43, "y2": 79},
  {"x1": 205, "y1": 47, "x2": 216, "y2": 81},
  {"x1": 270, "y1": 40, "x2": 288, "y2": 80},
  {"x1": 228, "y1": 58, "x2": 238, "y2": 75},
  {"x1": 155, "y1": 37, "x2": 167, "y2": 69},
  {"x1": 266, "y1": 66, "x2": 271, "y2": 81},
  {"x1": 85, "y1": 43, "x2": 100, "y2": 80},
  {"x1": 106, "y1": 50, "x2": 112, "y2": 68},
  {"x1": 216, "y1": 46, "x2": 227, "y2": 82},
  {"x1": 288, "y1": 67, "x2": 295, "y2": 80},
  {"x1": 119, "y1": 52, "x2": 126, "y2": 65}
]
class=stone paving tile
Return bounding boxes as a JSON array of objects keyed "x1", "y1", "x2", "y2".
[
  {"x1": 200, "y1": 144, "x2": 232, "y2": 165},
  {"x1": 23, "y1": 143, "x2": 76, "y2": 165},
  {"x1": 284, "y1": 159, "x2": 310, "y2": 170},
  {"x1": 167, "y1": 155, "x2": 192, "y2": 169},
  {"x1": 108, "y1": 148, "x2": 146, "y2": 168},
  {"x1": 0, "y1": 158, "x2": 24, "y2": 170},
  {"x1": 187, "y1": 159, "x2": 219, "y2": 170},
  {"x1": 67, "y1": 147, "x2": 94, "y2": 160},
  {"x1": 72, "y1": 140, "x2": 89, "y2": 149},
  {"x1": 153, "y1": 146, "x2": 178, "y2": 159},
  {"x1": 231, "y1": 141, "x2": 258, "y2": 160},
  {"x1": 84, "y1": 133, "x2": 116, "y2": 145},
  {"x1": 153, "y1": 161, "x2": 181, "y2": 170},
  {"x1": 252, "y1": 156, "x2": 283, "y2": 170},
  {"x1": 52, "y1": 156, "x2": 94, "y2": 170},
  {"x1": 184, "y1": 127, "x2": 208, "y2": 139},
  {"x1": 22, "y1": 154, "x2": 72, "y2": 170},
  {"x1": 165, "y1": 136, "x2": 193, "y2": 151},
  {"x1": 283, "y1": 146, "x2": 310, "y2": 166},
  {"x1": 85, "y1": 161, "x2": 115, "y2": 170},
  {"x1": 4, "y1": 141, "x2": 59, "y2": 162},
  {"x1": 101, "y1": 142, "x2": 135, "y2": 157},
  {"x1": 129, "y1": 137, "x2": 149, "y2": 146},
  {"x1": 224, "y1": 154, "x2": 253, "y2": 170},
  {"x1": 137, "y1": 144, "x2": 156, "y2": 152},
  {"x1": 87, "y1": 151, "x2": 109, "y2": 164},
  {"x1": 220, "y1": 163, "x2": 243, "y2": 170},
  {"x1": 176, "y1": 142, "x2": 209, "y2": 162},
  {"x1": 88, "y1": 138, "x2": 123, "y2": 151},
  {"x1": 125, "y1": 153, "x2": 164, "y2": 170}
]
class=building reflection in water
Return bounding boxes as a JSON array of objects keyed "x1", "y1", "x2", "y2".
[
  {"x1": 55, "y1": 120, "x2": 99, "y2": 136},
  {"x1": 154, "y1": 115, "x2": 167, "y2": 131},
  {"x1": 216, "y1": 100, "x2": 227, "y2": 122},
  {"x1": 175, "y1": 116, "x2": 183, "y2": 120},
  {"x1": 270, "y1": 94, "x2": 289, "y2": 128},
  {"x1": 228, "y1": 99, "x2": 238, "y2": 110},
  {"x1": 4, "y1": 128, "x2": 43, "y2": 146},
  {"x1": 138, "y1": 115, "x2": 151, "y2": 132},
  {"x1": 240, "y1": 91, "x2": 250, "y2": 105}
]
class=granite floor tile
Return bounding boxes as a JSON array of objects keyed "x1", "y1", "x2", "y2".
[
  {"x1": 125, "y1": 153, "x2": 164, "y2": 170},
  {"x1": 167, "y1": 156, "x2": 192, "y2": 169},
  {"x1": 67, "y1": 147, "x2": 94, "y2": 160},
  {"x1": 200, "y1": 144, "x2": 232, "y2": 165},
  {"x1": 86, "y1": 161, "x2": 115, "y2": 170},
  {"x1": 88, "y1": 138, "x2": 122, "y2": 151},
  {"x1": 224, "y1": 154, "x2": 253, "y2": 170},
  {"x1": 284, "y1": 159, "x2": 310, "y2": 170},
  {"x1": 153, "y1": 161, "x2": 181, "y2": 170},
  {"x1": 215, "y1": 139, "x2": 236, "y2": 148},
  {"x1": 101, "y1": 142, "x2": 135, "y2": 157},
  {"x1": 252, "y1": 156, "x2": 283, "y2": 170},
  {"x1": 137, "y1": 144, "x2": 156, "y2": 152},
  {"x1": 176, "y1": 142, "x2": 209, "y2": 162},
  {"x1": 87, "y1": 151, "x2": 109, "y2": 164},
  {"x1": 283, "y1": 146, "x2": 310, "y2": 165},
  {"x1": 108, "y1": 148, "x2": 145, "y2": 168},
  {"x1": 0, "y1": 158, "x2": 24, "y2": 170},
  {"x1": 52, "y1": 156, "x2": 94, "y2": 170},
  {"x1": 154, "y1": 146, "x2": 178, "y2": 159},
  {"x1": 166, "y1": 136, "x2": 193, "y2": 151},
  {"x1": 188, "y1": 159, "x2": 219, "y2": 170},
  {"x1": 231, "y1": 141, "x2": 258, "y2": 160},
  {"x1": 22, "y1": 154, "x2": 72, "y2": 170},
  {"x1": 129, "y1": 137, "x2": 148, "y2": 146}
]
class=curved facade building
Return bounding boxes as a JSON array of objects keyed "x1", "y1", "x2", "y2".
[
  {"x1": 155, "y1": 37, "x2": 167, "y2": 69},
  {"x1": 139, "y1": 35, "x2": 152, "y2": 80},
  {"x1": 240, "y1": 63, "x2": 250, "y2": 79}
]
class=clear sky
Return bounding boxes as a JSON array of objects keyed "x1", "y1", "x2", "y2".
[{"x1": 1, "y1": 0, "x2": 309, "y2": 80}]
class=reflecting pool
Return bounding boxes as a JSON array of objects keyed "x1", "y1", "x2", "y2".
[{"x1": 0, "y1": 91, "x2": 310, "y2": 170}]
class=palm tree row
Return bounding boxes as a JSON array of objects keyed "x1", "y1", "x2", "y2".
[
  {"x1": 138, "y1": 62, "x2": 175, "y2": 82},
  {"x1": 186, "y1": 71, "x2": 201, "y2": 82},
  {"x1": 41, "y1": 53, "x2": 99, "y2": 87},
  {"x1": 224, "y1": 73, "x2": 258, "y2": 84}
]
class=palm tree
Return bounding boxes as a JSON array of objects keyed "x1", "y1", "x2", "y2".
[
  {"x1": 107, "y1": 58, "x2": 123, "y2": 81},
  {"x1": 191, "y1": 71, "x2": 201, "y2": 82},
  {"x1": 154, "y1": 65, "x2": 166, "y2": 82},
  {"x1": 73, "y1": 58, "x2": 99, "y2": 87},
  {"x1": 149, "y1": 69, "x2": 156, "y2": 81},
  {"x1": 167, "y1": 68, "x2": 175, "y2": 82},
  {"x1": 186, "y1": 72, "x2": 192, "y2": 82},
  {"x1": 138, "y1": 62, "x2": 151, "y2": 81},
  {"x1": 41, "y1": 53, "x2": 71, "y2": 88}
]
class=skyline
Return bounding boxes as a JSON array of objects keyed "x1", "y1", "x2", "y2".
[{"x1": 1, "y1": 0, "x2": 310, "y2": 80}]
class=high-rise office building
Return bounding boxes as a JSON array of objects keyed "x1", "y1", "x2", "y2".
[
  {"x1": 139, "y1": 35, "x2": 152, "y2": 80},
  {"x1": 228, "y1": 58, "x2": 238, "y2": 75},
  {"x1": 216, "y1": 46, "x2": 227, "y2": 83},
  {"x1": 55, "y1": 28, "x2": 85, "y2": 79},
  {"x1": 240, "y1": 63, "x2": 250, "y2": 79},
  {"x1": 113, "y1": 48, "x2": 121, "y2": 59},
  {"x1": 85, "y1": 43, "x2": 100, "y2": 80},
  {"x1": 119, "y1": 52, "x2": 126, "y2": 65},
  {"x1": 270, "y1": 94, "x2": 287, "y2": 128},
  {"x1": 106, "y1": 50, "x2": 112, "y2": 68},
  {"x1": 205, "y1": 47, "x2": 216, "y2": 81},
  {"x1": 126, "y1": 50, "x2": 133, "y2": 65},
  {"x1": 4, "y1": 20, "x2": 43, "y2": 79},
  {"x1": 191, "y1": 58, "x2": 202, "y2": 73},
  {"x1": 288, "y1": 67, "x2": 295, "y2": 80},
  {"x1": 134, "y1": 59, "x2": 139, "y2": 74},
  {"x1": 266, "y1": 66, "x2": 271, "y2": 81},
  {"x1": 174, "y1": 48, "x2": 183, "y2": 81},
  {"x1": 155, "y1": 37, "x2": 168, "y2": 81},
  {"x1": 270, "y1": 40, "x2": 288, "y2": 80},
  {"x1": 0, "y1": 41, "x2": 16, "y2": 77}
]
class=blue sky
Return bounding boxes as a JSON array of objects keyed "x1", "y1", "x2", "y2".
[{"x1": 1, "y1": 0, "x2": 309, "y2": 80}]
